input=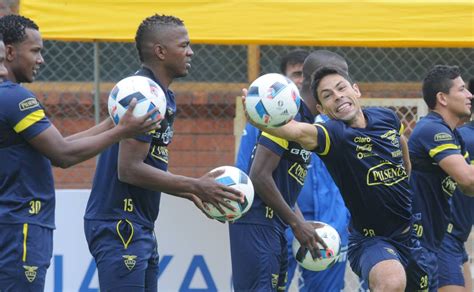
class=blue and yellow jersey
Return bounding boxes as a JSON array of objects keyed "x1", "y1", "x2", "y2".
[
  {"x1": 314, "y1": 107, "x2": 411, "y2": 238},
  {"x1": 238, "y1": 102, "x2": 314, "y2": 232},
  {"x1": 409, "y1": 111, "x2": 467, "y2": 251},
  {"x1": 0, "y1": 81, "x2": 54, "y2": 228},
  {"x1": 84, "y1": 67, "x2": 176, "y2": 228},
  {"x1": 445, "y1": 122, "x2": 474, "y2": 243}
]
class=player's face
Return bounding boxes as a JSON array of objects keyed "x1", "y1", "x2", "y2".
[
  {"x1": 316, "y1": 73, "x2": 362, "y2": 123},
  {"x1": 285, "y1": 63, "x2": 304, "y2": 90},
  {"x1": 162, "y1": 26, "x2": 193, "y2": 78},
  {"x1": 7, "y1": 28, "x2": 44, "y2": 83},
  {"x1": 445, "y1": 76, "x2": 472, "y2": 119},
  {"x1": 0, "y1": 41, "x2": 8, "y2": 82}
]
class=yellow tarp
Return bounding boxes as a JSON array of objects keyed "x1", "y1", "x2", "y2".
[{"x1": 20, "y1": 0, "x2": 474, "y2": 47}]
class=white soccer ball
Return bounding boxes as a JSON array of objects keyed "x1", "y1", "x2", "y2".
[
  {"x1": 245, "y1": 73, "x2": 301, "y2": 128},
  {"x1": 203, "y1": 166, "x2": 254, "y2": 222},
  {"x1": 108, "y1": 75, "x2": 167, "y2": 125},
  {"x1": 292, "y1": 221, "x2": 341, "y2": 271}
]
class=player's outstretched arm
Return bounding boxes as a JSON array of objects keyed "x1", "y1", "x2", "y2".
[
  {"x1": 249, "y1": 144, "x2": 327, "y2": 259},
  {"x1": 64, "y1": 117, "x2": 114, "y2": 141},
  {"x1": 117, "y1": 138, "x2": 243, "y2": 213},
  {"x1": 28, "y1": 99, "x2": 160, "y2": 168},
  {"x1": 439, "y1": 155, "x2": 474, "y2": 196}
]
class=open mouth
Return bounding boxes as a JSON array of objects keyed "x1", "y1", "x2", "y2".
[{"x1": 336, "y1": 102, "x2": 351, "y2": 113}]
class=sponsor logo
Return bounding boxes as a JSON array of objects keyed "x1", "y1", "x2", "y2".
[
  {"x1": 23, "y1": 265, "x2": 38, "y2": 282},
  {"x1": 123, "y1": 255, "x2": 137, "y2": 271},
  {"x1": 288, "y1": 163, "x2": 307, "y2": 185},
  {"x1": 289, "y1": 148, "x2": 311, "y2": 162},
  {"x1": 19, "y1": 98, "x2": 39, "y2": 111},
  {"x1": 150, "y1": 145, "x2": 169, "y2": 163},
  {"x1": 434, "y1": 132, "x2": 453, "y2": 142},
  {"x1": 391, "y1": 150, "x2": 402, "y2": 158},
  {"x1": 367, "y1": 162, "x2": 408, "y2": 186},
  {"x1": 354, "y1": 136, "x2": 374, "y2": 159},
  {"x1": 384, "y1": 247, "x2": 397, "y2": 257},
  {"x1": 441, "y1": 176, "x2": 457, "y2": 197},
  {"x1": 271, "y1": 274, "x2": 279, "y2": 289}
]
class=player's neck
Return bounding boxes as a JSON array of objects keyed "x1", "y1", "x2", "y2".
[
  {"x1": 432, "y1": 109, "x2": 462, "y2": 130},
  {"x1": 142, "y1": 64, "x2": 173, "y2": 90},
  {"x1": 347, "y1": 109, "x2": 366, "y2": 128}
]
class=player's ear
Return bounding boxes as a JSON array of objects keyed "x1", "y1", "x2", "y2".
[
  {"x1": 5, "y1": 44, "x2": 16, "y2": 62},
  {"x1": 352, "y1": 83, "x2": 361, "y2": 98},
  {"x1": 154, "y1": 43, "x2": 166, "y2": 61},
  {"x1": 436, "y1": 91, "x2": 448, "y2": 107},
  {"x1": 316, "y1": 103, "x2": 326, "y2": 114}
]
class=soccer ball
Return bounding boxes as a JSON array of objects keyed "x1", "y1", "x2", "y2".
[
  {"x1": 292, "y1": 221, "x2": 341, "y2": 271},
  {"x1": 108, "y1": 75, "x2": 167, "y2": 125},
  {"x1": 202, "y1": 166, "x2": 254, "y2": 222},
  {"x1": 245, "y1": 73, "x2": 301, "y2": 128}
]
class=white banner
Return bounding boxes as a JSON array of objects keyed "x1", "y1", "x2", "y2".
[{"x1": 45, "y1": 189, "x2": 233, "y2": 292}]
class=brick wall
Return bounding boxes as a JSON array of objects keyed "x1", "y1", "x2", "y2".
[{"x1": 30, "y1": 81, "x2": 422, "y2": 189}]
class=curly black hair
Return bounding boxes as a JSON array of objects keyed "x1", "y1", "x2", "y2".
[
  {"x1": 135, "y1": 14, "x2": 184, "y2": 62},
  {"x1": 0, "y1": 14, "x2": 39, "y2": 46}
]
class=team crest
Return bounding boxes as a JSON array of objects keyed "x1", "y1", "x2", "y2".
[
  {"x1": 271, "y1": 273, "x2": 279, "y2": 288},
  {"x1": 23, "y1": 265, "x2": 38, "y2": 282},
  {"x1": 123, "y1": 255, "x2": 137, "y2": 271}
]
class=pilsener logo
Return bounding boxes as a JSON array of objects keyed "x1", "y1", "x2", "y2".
[
  {"x1": 367, "y1": 162, "x2": 407, "y2": 186},
  {"x1": 19, "y1": 98, "x2": 39, "y2": 111}
]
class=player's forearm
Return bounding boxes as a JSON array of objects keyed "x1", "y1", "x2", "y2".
[
  {"x1": 252, "y1": 174, "x2": 302, "y2": 228},
  {"x1": 118, "y1": 162, "x2": 201, "y2": 195},
  {"x1": 65, "y1": 118, "x2": 114, "y2": 142}
]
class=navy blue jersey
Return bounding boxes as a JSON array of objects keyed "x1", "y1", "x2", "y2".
[
  {"x1": 238, "y1": 102, "x2": 314, "y2": 232},
  {"x1": 409, "y1": 111, "x2": 468, "y2": 251},
  {"x1": 0, "y1": 81, "x2": 54, "y2": 228},
  {"x1": 445, "y1": 122, "x2": 474, "y2": 243},
  {"x1": 314, "y1": 107, "x2": 411, "y2": 238},
  {"x1": 84, "y1": 67, "x2": 176, "y2": 228}
]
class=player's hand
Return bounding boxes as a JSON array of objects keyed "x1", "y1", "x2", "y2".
[
  {"x1": 293, "y1": 221, "x2": 328, "y2": 262},
  {"x1": 194, "y1": 169, "x2": 244, "y2": 215},
  {"x1": 117, "y1": 98, "x2": 162, "y2": 138},
  {"x1": 189, "y1": 194, "x2": 220, "y2": 221}
]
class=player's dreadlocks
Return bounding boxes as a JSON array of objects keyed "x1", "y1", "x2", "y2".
[
  {"x1": 0, "y1": 14, "x2": 39, "y2": 45},
  {"x1": 135, "y1": 14, "x2": 184, "y2": 63}
]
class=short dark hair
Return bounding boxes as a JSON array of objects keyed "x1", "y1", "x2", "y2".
[
  {"x1": 311, "y1": 66, "x2": 353, "y2": 104},
  {"x1": 468, "y1": 78, "x2": 474, "y2": 93},
  {"x1": 279, "y1": 49, "x2": 308, "y2": 75},
  {"x1": 0, "y1": 14, "x2": 39, "y2": 46},
  {"x1": 135, "y1": 14, "x2": 184, "y2": 63},
  {"x1": 422, "y1": 65, "x2": 461, "y2": 110}
]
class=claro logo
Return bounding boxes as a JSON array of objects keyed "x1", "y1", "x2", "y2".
[{"x1": 367, "y1": 162, "x2": 408, "y2": 186}]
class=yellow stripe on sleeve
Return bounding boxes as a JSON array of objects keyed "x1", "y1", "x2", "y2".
[
  {"x1": 22, "y1": 223, "x2": 28, "y2": 262},
  {"x1": 314, "y1": 124, "x2": 331, "y2": 155},
  {"x1": 428, "y1": 144, "x2": 460, "y2": 158},
  {"x1": 399, "y1": 123, "x2": 405, "y2": 136},
  {"x1": 261, "y1": 132, "x2": 289, "y2": 150},
  {"x1": 13, "y1": 109, "x2": 45, "y2": 133}
]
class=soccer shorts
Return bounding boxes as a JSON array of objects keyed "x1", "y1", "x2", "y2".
[
  {"x1": 84, "y1": 219, "x2": 159, "y2": 291},
  {"x1": 285, "y1": 228, "x2": 348, "y2": 292},
  {"x1": 229, "y1": 223, "x2": 288, "y2": 291},
  {"x1": 0, "y1": 223, "x2": 53, "y2": 291},
  {"x1": 348, "y1": 230, "x2": 433, "y2": 291},
  {"x1": 438, "y1": 233, "x2": 469, "y2": 288}
]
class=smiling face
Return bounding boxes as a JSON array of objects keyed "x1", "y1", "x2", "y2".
[
  {"x1": 315, "y1": 73, "x2": 364, "y2": 125},
  {"x1": 6, "y1": 28, "x2": 44, "y2": 83}
]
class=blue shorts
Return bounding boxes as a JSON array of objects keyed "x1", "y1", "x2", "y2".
[
  {"x1": 285, "y1": 228, "x2": 348, "y2": 292},
  {"x1": 84, "y1": 219, "x2": 159, "y2": 291},
  {"x1": 438, "y1": 233, "x2": 469, "y2": 288},
  {"x1": 348, "y1": 230, "x2": 433, "y2": 291},
  {"x1": 229, "y1": 223, "x2": 288, "y2": 291},
  {"x1": 0, "y1": 223, "x2": 53, "y2": 291}
]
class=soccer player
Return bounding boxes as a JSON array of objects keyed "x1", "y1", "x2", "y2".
[
  {"x1": 284, "y1": 50, "x2": 351, "y2": 292},
  {"x1": 408, "y1": 65, "x2": 474, "y2": 289},
  {"x1": 83, "y1": 14, "x2": 243, "y2": 291},
  {"x1": 0, "y1": 15, "x2": 159, "y2": 290},
  {"x1": 230, "y1": 49, "x2": 327, "y2": 291},
  {"x1": 242, "y1": 66, "x2": 430, "y2": 291}
]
